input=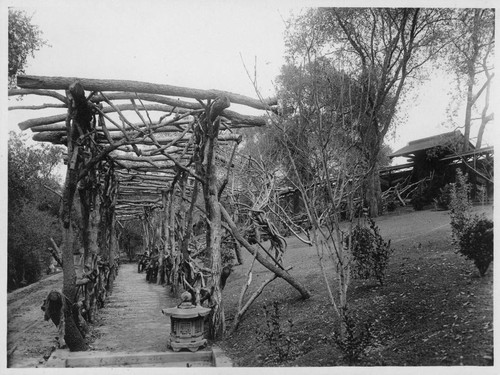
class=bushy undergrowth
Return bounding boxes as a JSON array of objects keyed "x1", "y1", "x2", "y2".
[
  {"x1": 348, "y1": 217, "x2": 393, "y2": 285},
  {"x1": 449, "y1": 169, "x2": 493, "y2": 277},
  {"x1": 434, "y1": 183, "x2": 452, "y2": 210},
  {"x1": 457, "y1": 217, "x2": 493, "y2": 276},
  {"x1": 256, "y1": 301, "x2": 297, "y2": 363},
  {"x1": 449, "y1": 169, "x2": 473, "y2": 238},
  {"x1": 333, "y1": 307, "x2": 373, "y2": 365}
]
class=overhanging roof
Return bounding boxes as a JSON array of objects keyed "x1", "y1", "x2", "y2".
[{"x1": 390, "y1": 130, "x2": 474, "y2": 158}]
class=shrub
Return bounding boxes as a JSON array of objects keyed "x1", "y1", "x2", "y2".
[
  {"x1": 333, "y1": 307, "x2": 373, "y2": 365},
  {"x1": 449, "y1": 169, "x2": 473, "y2": 240},
  {"x1": 434, "y1": 183, "x2": 452, "y2": 210},
  {"x1": 456, "y1": 217, "x2": 493, "y2": 277},
  {"x1": 386, "y1": 200, "x2": 398, "y2": 212},
  {"x1": 256, "y1": 301, "x2": 296, "y2": 363},
  {"x1": 348, "y1": 218, "x2": 392, "y2": 285},
  {"x1": 449, "y1": 169, "x2": 493, "y2": 276},
  {"x1": 411, "y1": 192, "x2": 426, "y2": 211}
]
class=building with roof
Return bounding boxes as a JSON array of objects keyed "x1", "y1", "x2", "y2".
[
  {"x1": 389, "y1": 131, "x2": 474, "y2": 159},
  {"x1": 380, "y1": 131, "x2": 493, "y2": 208}
]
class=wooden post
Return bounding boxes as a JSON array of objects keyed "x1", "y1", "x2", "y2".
[
  {"x1": 108, "y1": 181, "x2": 119, "y2": 291},
  {"x1": 98, "y1": 166, "x2": 116, "y2": 263},
  {"x1": 177, "y1": 171, "x2": 190, "y2": 260},
  {"x1": 180, "y1": 179, "x2": 199, "y2": 260},
  {"x1": 60, "y1": 81, "x2": 92, "y2": 351},
  {"x1": 166, "y1": 186, "x2": 179, "y2": 294},
  {"x1": 142, "y1": 208, "x2": 150, "y2": 254},
  {"x1": 79, "y1": 170, "x2": 101, "y2": 267},
  {"x1": 159, "y1": 190, "x2": 169, "y2": 285},
  {"x1": 194, "y1": 96, "x2": 231, "y2": 339},
  {"x1": 79, "y1": 188, "x2": 91, "y2": 263}
]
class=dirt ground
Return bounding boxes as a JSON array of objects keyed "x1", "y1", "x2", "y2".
[
  {"x1": 7, "y1": 271, "x2": 64, "y2": 367},
  {"x1": 6, "y1": 204, "x2": 494, "y2": 368}
]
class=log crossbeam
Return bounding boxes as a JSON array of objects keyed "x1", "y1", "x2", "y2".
[{"x1": 16, "y1": 75, "x2": 277, "y2": 110}]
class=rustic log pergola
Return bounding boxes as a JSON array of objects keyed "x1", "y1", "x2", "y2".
[{"x1": 9, "y1": 75, "x2": 310, "y2": 348}]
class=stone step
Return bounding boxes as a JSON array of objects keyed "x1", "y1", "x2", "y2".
[{"x1": 45, "y1": 347, "x2": 232, "y2": 367}]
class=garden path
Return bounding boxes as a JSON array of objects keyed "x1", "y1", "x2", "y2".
[{"x1": 91, "y1": 262, "x2": 176, "y2": 352}]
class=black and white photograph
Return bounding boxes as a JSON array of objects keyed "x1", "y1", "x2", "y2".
[{"x1": 3, "y1": 0, "x2": 496, "y2": 372}]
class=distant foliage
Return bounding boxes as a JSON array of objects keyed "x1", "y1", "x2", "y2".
[
  {"x1": 118, "y1": 219, "x2": 143, "y2": 261},
  {"x1": 8, "y1": 203, "x2": 60, "y2": 290},
  {"x1": 348, "y1": 217, "x2": 392, "y2": 285},
  {"x1": 8, "y1": 132, "x2": 63, "y2": 291},
  {"x1": 449, "y1": 169, "x2": 493, "y2": 276}
]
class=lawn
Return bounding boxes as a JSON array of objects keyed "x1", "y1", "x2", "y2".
[{"x1": 218, "y1": 205, "x2": 494, "y2": 367}]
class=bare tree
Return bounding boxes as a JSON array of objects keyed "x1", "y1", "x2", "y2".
[
  {"x1": 285, "y1": 8, "x2": 451, "y2": 216},
  {"x1": 444, "y1": 9, "x2": 495, "y2": 150},
  {"x1": 244, "y1": 47, "x2": 369, "y2": 337}
]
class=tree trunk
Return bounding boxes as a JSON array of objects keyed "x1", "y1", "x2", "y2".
[
  {"x1": 206, "y1": 188, "x2": 224, "y2": 339},
  {"x1": 108, "y1": 201, "x2": 118, "y2": 291},
  {"x1": 463, "y1": 10, "x2": 481, "y2": 152},
  {"x1": 204, "y1": 123, "x2": 224, "y2": 339},
  {"x1": 79, "y1": 176, "x2": 100, "y2": 267},
  {"x1": 192, "y1": 97, "x2": 232, "y2": 339},
  {"x1": 59, "y1": 82, "x2": 94, "y2": 351},
  {"x1": 365, "y1": 162, "x2": 382, "y2": 217},
  {"x1": 177, "y1": 171, "x2": 189, "y2": 259},
  {"x1": 233, "y1": 239, "x2": 244, "y2": 265},
  {"x1": 463, "y1": 72, "x2": 475, "y2": 152},
  {"x1": 89, "y1": 203, "x2": 100, "y2": 258},
  {"x1": 180, "y1": 179, "x2": 199, "y2": 260},
  {"x1": 61, "y1": 160, "x2": 88, "y2": 351},
  {"x1": 166, "y1": 187, "x2": 180, "y2": 294},
  {"x1": 142, "y1": 211, "x2": 149, "y2": 253},
  {"x1": 159, "y1": 191, "x2": 168, "y2": 285},
  {"x1": 476, "y1": 69, "x2": 493, "y2": 149},
  {"x1": 79, "y1": 189, "x2": 90, "y2": 263}
]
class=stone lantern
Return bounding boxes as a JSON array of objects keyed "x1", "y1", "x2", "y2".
[{"x1": 162, "y1": 292, "x2": 211, "y2": 352}]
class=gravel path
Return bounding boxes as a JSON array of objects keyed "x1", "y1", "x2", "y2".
[{"x1": 91, "y1": 263, "x2": 177, "y2": 352}]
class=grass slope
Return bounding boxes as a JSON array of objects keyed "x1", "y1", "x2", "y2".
[{"x1": 219, "y1": 206, "x2": 494, "y2": 366}]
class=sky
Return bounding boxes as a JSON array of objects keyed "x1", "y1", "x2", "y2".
[{"x1": 3, "y1": 0, "x2": 498, "y2": 159}]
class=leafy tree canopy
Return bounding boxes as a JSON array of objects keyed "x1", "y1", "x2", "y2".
[
  {"x1": 8, "y1": 131, "x2": 63, "y2": 208},
  {"x1": 8, "y1": 132, "x2": 64, "y2": 290},
  {"x1": 8, "y1": 8, "x2": 47, "y2": 87}
]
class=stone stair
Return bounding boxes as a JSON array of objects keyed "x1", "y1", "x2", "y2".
[{"x1": 45, "y1": 346, "x2": 232, "y2": 367}]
